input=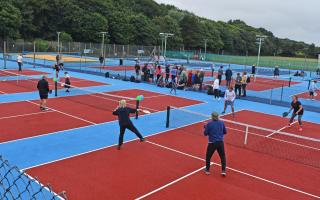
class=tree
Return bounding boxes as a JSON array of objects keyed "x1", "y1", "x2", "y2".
[{"x1": 0, "y1": 1, "x2": 21, "y2": 39}]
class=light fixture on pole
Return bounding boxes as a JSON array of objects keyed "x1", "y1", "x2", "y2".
[{"x1": 159, "y1": 33, "x2": 174, "y2": 58}]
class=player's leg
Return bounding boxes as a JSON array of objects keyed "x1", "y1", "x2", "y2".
[
  {"x1": 205, "y1": 143, "x2": 216, "y2": 175},
  {"x1": 217, "y1": 142, "x2": 226, "y2": 176}
]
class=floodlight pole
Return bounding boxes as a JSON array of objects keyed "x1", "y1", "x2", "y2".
[
  {"x1": 100, "y1": 32, "x2": 107, "y2": 56},
  {"x1": 256, "y1": 35, "x2": 267, "y2": 79},
  {"x1": 204, "y1": 39, "x2": 208, "y2": 61},
  {"x1": 57, "y1": 32, "x2": 61, "y2": 56},
  {"x1": 160, "y1": 33, "x2": 174, "y2": 58}
]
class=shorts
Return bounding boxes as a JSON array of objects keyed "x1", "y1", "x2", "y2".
[
  {"x1": 225, "y1": 100, "x2": 234, "y2": 106},
  {"x1": 39, "y1": 93, "x2": 48, "y2": 100}
]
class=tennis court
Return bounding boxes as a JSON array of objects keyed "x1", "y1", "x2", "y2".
[
  {"x1": 24, "y1": 54, "x2": 97, "y2": 62},
  {"x1": 0, "y1": 65, "x2": 318, "y2": 200},
  {"x1": 23, "y1": 109, "x2": 320, "y2": 199},
  {"x1": 205, "y1": 76, "x2": 300, "y2": 91},
  {"x1": 0, "y1": 69, "x2": 107, "y2": 94}
]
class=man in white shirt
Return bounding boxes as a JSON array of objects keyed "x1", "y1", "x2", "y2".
[
  {"x1": 222, "y1": 87, "x2": 236, "y2": 117},
  {"x1": 212, "y1": 78, "x2": 220, "y2": 100},
  {"x1": 17, "y1": 54, "x2": 23, "y2": 71}
]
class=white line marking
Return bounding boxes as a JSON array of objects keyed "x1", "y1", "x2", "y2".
[
  {"x1": 267, "y1": 121, "x2": 298, "y2": 138},
  {"x1": 0, "y1": 111, "x2": 54, "y2": 120},
  {"x1": 135, "y1": 166, "x2": 206, "y2": 200},
  {"x1": 23, "y1": 171, "x2": 65, "y2": 200},
  {"x1": 135, "y1": 141, "x2": 320, "y2": 200}
]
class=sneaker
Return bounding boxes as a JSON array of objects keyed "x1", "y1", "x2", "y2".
[
  {"x1": 221, "y1": 170, "x2": 226, "y2": 177},
  {"x1": 287, "y1": 124, "x2": 291, "y2": 128},
  {"x1": 299, "y1": 127, "x2": 303, "y2": 132},
  {"x1": 140, "y1": 138, "x2": 145, "y2": 142},
  {"x1": 117, "y1": 145, "x2": 121, "y2": 150},
  {"x1": 204, "y1": 169, "x2": 211, "y2": 175},
  {"x1": 221, "y1": 111, "x2": 226, "y2": 114}
]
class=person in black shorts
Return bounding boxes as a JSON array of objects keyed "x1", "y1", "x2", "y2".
[
  {"x1": 64, "y1": 72, "x2": 71, "y2": 93},
  {"x1": 53, "y1": 63, "x2": 60, "y2": 78},
  {"x1": 37, "y1": 75, "x2": 50, "y2": 111},
  {"x1": 287, "y1": 95, "x2": 304, "y2": 131},
  {"x1": 113, "y1": 100, "x2": 145, "y2": 150},
  {"x1": 134, "y1": 62, "x2": 140, "y2": 80},
  {"x1": 251, "y1": 64, "x2": 256, "y2": 77}
]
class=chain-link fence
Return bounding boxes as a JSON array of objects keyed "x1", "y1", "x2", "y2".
[{"x1": 0, "y1": 155, "x2": 67, "y2": 200}]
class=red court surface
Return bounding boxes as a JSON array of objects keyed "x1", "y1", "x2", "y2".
[
  {"x1": 0, "y1": 69, "x2": 49, "y2": 76},
  {"x1": 26, "y1": 112, "x2": 320, "y2": 199},
  {"x1": 0, "y1": 89, "x2": 203, "y2": 143},
  {"x1": 296, "y1": 91, "x2": 320, "y2": 101},
  {"x1": 0, "y1": 78, "x2": 107, "y2": 94},
  {"x1": 205, "y1": 77, "x2": 300, "y2": 91},
  {"x1": 90, "y1": 66, "x2": 135, "y2": 71}
]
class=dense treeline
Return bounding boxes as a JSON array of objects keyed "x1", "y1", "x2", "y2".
[{"x1": 0, "y1": 0, "x2": 319, "y2": 57}]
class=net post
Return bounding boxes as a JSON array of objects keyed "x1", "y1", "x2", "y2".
[
  {"x1": 166, "y1": 106, "x2": 171, "y2": 128},
  {"x1": 135, "y1": 100, "x2": 140, "y2": 119},
  {"x1": 54, "y1": 79, "x2": 58, "y2": 97},
  {"x1": 244, "y1": 126, "x2": 249, "y2": 145},
  {"x1": 308, "y1": 80, "x2": 311, "y2": 90},
  {"x1": 280, "y1": 84, "x2": 284, "y2": 102},
  {"x1": 288, "y1": 77, "x2": 292, "y2": 87}
]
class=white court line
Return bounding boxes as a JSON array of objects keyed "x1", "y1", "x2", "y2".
[
  {"x1": 0, "y1": 111, "x2": 54, "y2": 120},
  {"x1": 267, "y1": 121, "x2": 298, "y2": 138},
  {"x1": 135, "y1": 166, "x2": 206, "y2": 200},
  {"x1": 23, "y1": 171, "x2": 65, "y2": 200},
  {"x1": 135, "y1": 141, "x2": 320, "y2": 200}
]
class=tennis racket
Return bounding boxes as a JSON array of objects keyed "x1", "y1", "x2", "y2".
[{"x1": 138, "y1": 109, "x2": 151, "y2": 114}]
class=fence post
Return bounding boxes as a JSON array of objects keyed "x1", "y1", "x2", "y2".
[
  {"x1": 3, "y1": 41, "x2": 7, "y2": 69},
  {"x1": 33, "y1": 41, "x2": 36, "y2": 68},
  {"x1": 280, "y1": 85, "x2": 284, "y2": 102},
  {"x1": 269, "y1": 89, "x2": 273, "y2": 105},
  {"x1": 166, "y1": 106, "x2": 171, "y2": 128}
]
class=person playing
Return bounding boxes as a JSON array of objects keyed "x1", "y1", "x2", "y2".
[
  {"x1": 287, "y1": 95, "x2": 304, "y2": 131},
  {"x1": 37, "y1": 75, "x2": 50, "y2": 111},
  {"x1": 53, "y1": 63, "x2": 60, "y2": 78},
  {"x1": 17, "y1": 54, "x2": 23, "y2": 71},
  {"x1": 204, "y1": 112, "x2": 227, "y2": 176},
  {"x1": 274, "y1": 66, "x2": 280, "y2": 79},
  {"x1": 251, "y1": 64, "x2": 256, "y2": 77},
  {"x1": 56, "y1": 54, "x2": 60, "y2": 64},
  {"x1": 225, "y1": 67, "x2": 233, "y2": 88},
  {"x1": 134, "y1": 62, "x2": 141, "y2": 80},
  {"x1": 64, "y1": 72, "x2": 71, "y2": 93},
  {"x1": 112, "y1": 100, "x2": 145, "y2": 150},
  {"x1": 217, "y1": 66, "x2": 224, "y2": 85},
  {"x1": 316, "y1": 68, "x2": 320, "y2": 78},
  {"x1": 170, "y1": 66, "x2": 178, "y2": 95},
  {"x1": 241, "y1": 72, "x2": 248, "y2": 97},
  {"x1": 309, "y1": 80, "x2": 318, "y2": 100},
  {"x1": 213, "y1": 77, "x2": 220, "y2": 100},
  {"x1": 165, "y1": 64, "x2": 170, "y2": 83},
  {"x1": 156, "y1": 65, "x2": 162, "y2": 82},
  {"x1": 199, "y1": 69, "x2": 205, "y2": 91},
  {"x1": 234, "y1": 73, "x2": 242, "y2": 98},
  {"x1": 99, "y1": 55, "x2": 104, "y2": 67},
  {"x1": 222, "y1": 87, "x2": 236, "y2": 117},
  {"x1": 58, "y1": 56, "x2": 64, "y2": 71}
]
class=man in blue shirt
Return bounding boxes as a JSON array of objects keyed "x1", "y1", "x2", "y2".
[{"x1": 204, "y1": 112, "x2": 227, "y2": 176}]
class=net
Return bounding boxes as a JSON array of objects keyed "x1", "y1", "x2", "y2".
[
  {"x1": 54, "y1": 78, "x2": 158, "y2": 115},
  {"x1": 0, "y1": 70, "x2": 47, "y2": 93},
  {"x1": 166, "y1": 106, "x2": 320, "y2": 168}
]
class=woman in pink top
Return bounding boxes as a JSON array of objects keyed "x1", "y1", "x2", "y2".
[{"x1": 156, "y1": 65, "x2": 162, "y2": 82}]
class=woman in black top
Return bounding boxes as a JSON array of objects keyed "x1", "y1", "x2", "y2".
[
  {"x1": 288, "y1": 95, "x2": 304, "y2": 131},
  {"x1": 37, "y1": 75, "x2": 50, "y2": 111},
  {"x1": 113, "y1": 100, "x2": 145, "y2": 150}
]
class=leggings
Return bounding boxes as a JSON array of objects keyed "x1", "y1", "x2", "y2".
[
  {"x1": 119, "y1": 124, "x2": 143, "y2": 146},
  {"x1": 206, "y1": 142, "x2": 226, "y2": 171},
  {"x1": 289, "y1": 113, "x2": 303, "y2": 126}
]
